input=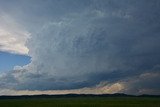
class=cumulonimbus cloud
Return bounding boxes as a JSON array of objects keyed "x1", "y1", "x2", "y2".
[{"x1": 0, "y1": 0, "x2": 160, "y2": 95}]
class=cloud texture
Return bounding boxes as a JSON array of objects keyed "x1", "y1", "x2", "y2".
[
  {"x1": 0, "y1": 0, "x2": 160, "y2": 95},
  {"x1": 0, "y1": 13, "x2": 29, "y2": 55}
]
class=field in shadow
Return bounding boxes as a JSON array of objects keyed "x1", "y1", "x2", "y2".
[{"x1": 0, "y1": 94, "x2": 160, "y2": 107}]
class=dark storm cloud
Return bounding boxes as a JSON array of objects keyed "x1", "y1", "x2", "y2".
[
  {"x1": 0, "y1": 0, "x2": 160, "y2": 94},
  {"x1": 123, "y1": 66, "x2": 160, "y2": 95}
]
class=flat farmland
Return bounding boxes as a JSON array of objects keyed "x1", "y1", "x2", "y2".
[{"x1": 0, "y1": 97, "x2": 160, "y2": 107}]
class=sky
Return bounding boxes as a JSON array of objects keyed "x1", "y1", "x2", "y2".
[
  {"x1": 0, "y1": 52, "x2": 30, "y2": 72},
  {"x1": 0, "y1": 0, "x2": 160, "y2": 95}
]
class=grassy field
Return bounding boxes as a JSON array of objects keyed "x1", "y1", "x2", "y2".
[{"x1": 0, "y1": 97, "x2": 160, "y2": 107}]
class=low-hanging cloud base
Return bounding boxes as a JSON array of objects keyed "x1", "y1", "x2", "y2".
[{"x1": 0, "y1": 0, "x2": 160, "y2": 95}]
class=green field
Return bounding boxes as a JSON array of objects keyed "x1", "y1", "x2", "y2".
[{"x1": 0, "y1": 97, "x2": 160, "y2": 107}]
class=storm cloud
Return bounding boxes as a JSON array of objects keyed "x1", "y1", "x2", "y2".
[{"x1": 0, "y1": 0, "x2": 160, "y2": 95}]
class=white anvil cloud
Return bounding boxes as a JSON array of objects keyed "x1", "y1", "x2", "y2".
[{"x1": 0, "y1": 13, "x2": 29, "y2": 55}]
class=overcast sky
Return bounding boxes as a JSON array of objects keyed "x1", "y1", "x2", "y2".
[{"x1": 0, "y1": 0, "x2": 160, "y2": 95}]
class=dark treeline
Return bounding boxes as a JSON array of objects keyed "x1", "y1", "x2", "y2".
[{"x1": 0, "y1": 93, "x2": 160, "y2": 99}]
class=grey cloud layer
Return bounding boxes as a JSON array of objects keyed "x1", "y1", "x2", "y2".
[{"x1": 0, "y1": 0, "x2": 160, "y2": 94}]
